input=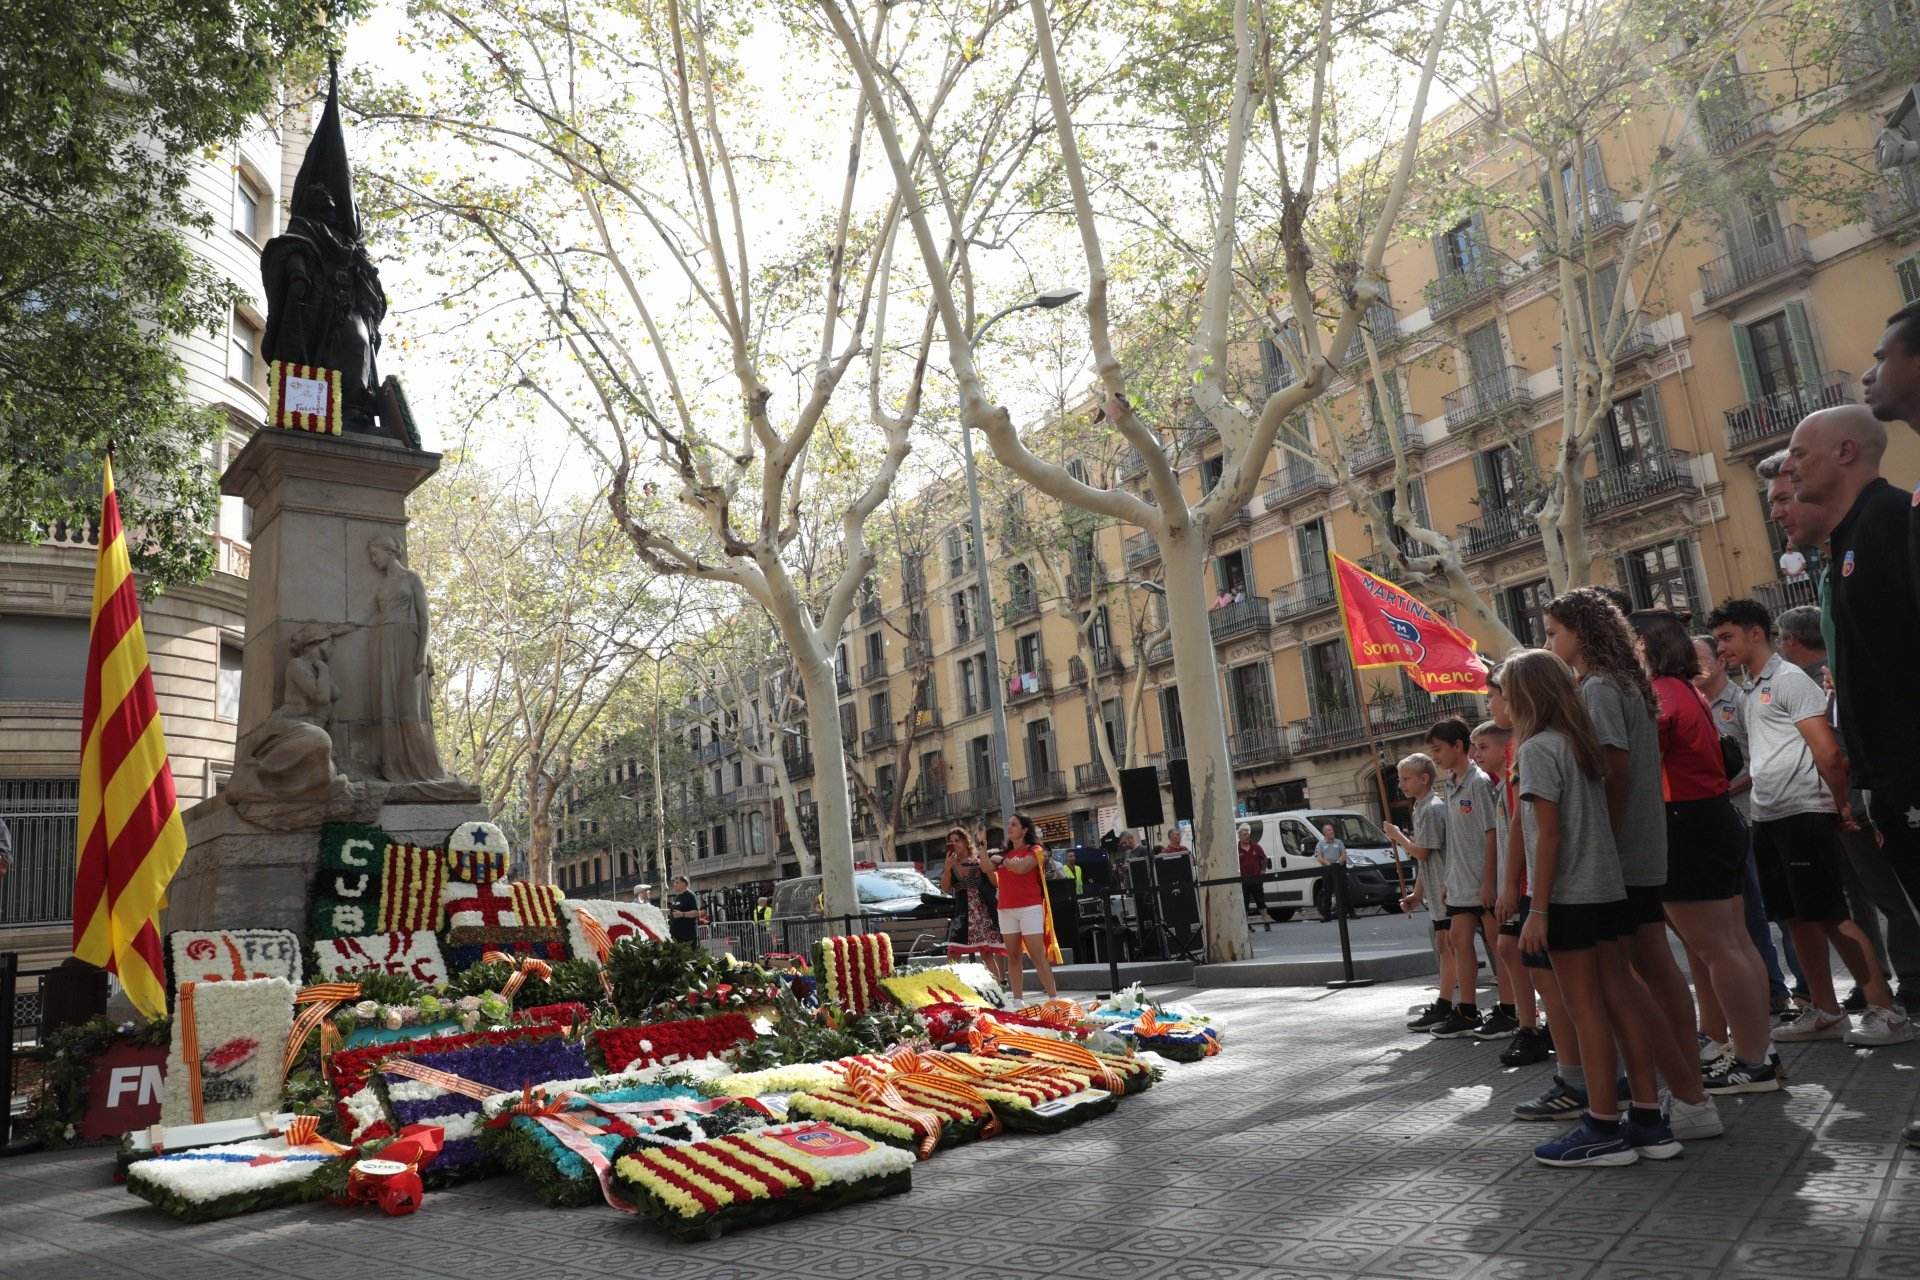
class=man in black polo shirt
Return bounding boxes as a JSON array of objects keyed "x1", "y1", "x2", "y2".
[
  {"x1": 1790, "y1": 405, "x2": 1920, "y2": 1150},
  {"x1": 1862, "y1": 299, "x2": 1920, "y2": 600},
  {"x1": 666, "y1": 874, "x2": 702, "y2": 945}
]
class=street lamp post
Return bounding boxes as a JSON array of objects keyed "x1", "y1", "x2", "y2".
[{"x1": 961, "y1": 288, "x2": 1081, "y2": 831}]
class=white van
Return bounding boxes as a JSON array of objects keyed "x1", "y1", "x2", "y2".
[{"x1": 1238, "y1": 808, "x2": 1412, "y2": 921}]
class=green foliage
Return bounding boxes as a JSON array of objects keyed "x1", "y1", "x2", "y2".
[
  {"x1": 23, "y1": 1015, "x2": 172, "y2": 1149},
  {"x1": 603, "y1": 938, "x2": 775, "y2": 1020},
  {"x1": 0, "y1": 0, "x2": 356, "y2": 587},
  {"x1": 728, "y1": 991, "x2": 924, "y2": 1071}
]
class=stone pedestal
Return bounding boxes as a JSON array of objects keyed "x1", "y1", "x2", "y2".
[
  {"x1": 165, "y1": 798, "x2": 490, "y2": 935},
  {"x1": 221, "y1": 429, "x2": 440, "y2": 775}
]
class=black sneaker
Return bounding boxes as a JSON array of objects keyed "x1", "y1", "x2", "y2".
[
  {"x1": 1473, "y1": 1008, "x2": 1521, "y2": 1040},
  {"x1": 1704, "y1": 1057, "x2": 1782, "y2": 1096},
  {"x1": 1513, "y1": 1077, "x2": 1588, "y2": 1121},
  {"x1": 1500, "y1": 1026, "x2": 1553, "y2": 1066},
  {"x1": 1407, "y1": 1000, "x2": 1452, "y2": 1031},
  {"x1": 1431, "y1": 1008, "x2": 1482, "y2": 1039},
  {"x1": 1843, "y1": 987, "x2": 1868, "y2": 1013}
]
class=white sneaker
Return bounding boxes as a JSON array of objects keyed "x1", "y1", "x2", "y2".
[
  {"x1": 1774, "y1": 1007, "x2": 1848, "y2": 1042},
  {"x1": 1666, "y1": 1095, "x2": 1725, "y2": 1141},
  {"x1": 1846, "y1": 1006, "x2": 1915, "y2": 1047},
  {"x1": 1699, "y1": 1037, "x2": 1728, "y2": 1065}
]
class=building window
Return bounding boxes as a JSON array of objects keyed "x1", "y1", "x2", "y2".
[
  {"x1": 1899, "y1": 254, "x2": 1920, "y2": 305},
  {"x1": 1200, "y1": 452, "x2": 1226, "y2": 493},
  {"x1": 1015, "y1": 631, "x2": 1043, "y2": 677},
  {"x1": 1007, "y1": 562, "x2": 1035, "y2": 611},
  {"x1": 1436, "y1": 215, "x2": 1485, "y2": 275},
  {"x1": 1160, "y1": 686, "x2": 1186, "y2": 754},
  {"x1": 1371, "y1": 481, "x2": 1429, "y2": 554},
  {"x1": 1295, "y1": 518, "x2": 1329, "y2": 583},
  {"x1": 1024, "y1": 718, "x2": 1055, "y2": 776},
  {"x1": 230, "y1": 308, "x2": 265, "y2": 390},
  {"x1": 1733, "y1": 304, "x2": 1816, "y2": 402},
  {"x1": 1066, "y1": 459, "x2": 1089, "y2": 484},
  {"x1": 967, "y1": 735, "x2": 992, "y2": 789},
  {"x1": 1473, "y1": 445, "x2": 1524, "y2": 510},
  {"x1": 234, "y1": 167, "x2": 269, "y2": 243},
  {"x1": 216, "y1": 641, "x2": 243, "y2": 721},
  {"x1": 1601, "y1": 388, "x2": 1666, "y2": 468},
  {"x1": 0, "y1": 614, "x2": 91, "y2": 701},
  {"x1": 1463, "y1": 321, "x2": 1505, "y2": 387},
  {"x1": 1305, "y1": 639, "x2": 1357, "y2": 717},
  {"x1": 1214, "y1": 547, "x2": 1250, "y2": 598},
  {"x1": 951, "y1": 586, "x2": 979, "y2": 644},
  {"x1": 1227, "y1": 661, "x2": 1275, "y2": 733},
  {"x1": 1497, "y1": 578, "x2": 1551, "y2": 647},
  {"x1": 959, "y1": 652, "x2": 990, "y2": 716},
  {"x1": 1618, "y1": 539, "x2": 1703, "y2": 622}
]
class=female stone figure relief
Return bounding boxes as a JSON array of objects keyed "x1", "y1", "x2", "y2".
[{"x1": 364, "y1": 534, "x2": 475, "y2": 800}]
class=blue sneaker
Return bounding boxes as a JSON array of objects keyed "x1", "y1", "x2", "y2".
[
  {"x1": 1534, "y1": 1117, "x2": 1638, "y2": 1167},
  {"x1": 1625, "y1": 1115, "x2": 1683, "y2": 1160}
]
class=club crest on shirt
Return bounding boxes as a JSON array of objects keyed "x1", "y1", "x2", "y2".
[
  {"x1": 1458, "y1": 798, "x2": 1473, "y2": 814},
  {"x1": 1718, "y1": 706, "x2": 1734, "y2": 721},
  {"x1": 1759, "y1": 687, "x2": 1774, "y2": 705},
  {"x1": 1843, "y1": 549, "x2": 1856, "y2": 577}
]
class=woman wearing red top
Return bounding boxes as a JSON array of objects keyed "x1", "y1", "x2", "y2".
[
  {"x1": 1630, "y1": 610, "x2": 1775, "y2": 1089},
  {"x1": 988, "y1": 812, "x2": 1058, "y2": 1003},
  {"x1": 1238, "y1": 825, "x2": 1274, "y2": 931}
]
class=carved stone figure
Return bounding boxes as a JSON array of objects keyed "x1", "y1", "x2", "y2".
[
  {"x1": 364, "y1": 534, "x2": 479, "y2": 801},
  {"x1": 261, "y1": 62, "x2": 391, "y2": 437},
  {"x1": 226, "y1": 624, "x2": 382, "y2": 829}
]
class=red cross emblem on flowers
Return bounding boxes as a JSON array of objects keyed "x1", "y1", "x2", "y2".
[{"x1": 444, "y1": 880, "x2": 520, "y2": 931}]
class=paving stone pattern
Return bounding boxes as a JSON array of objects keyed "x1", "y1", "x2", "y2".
[{"x1": 4, "y1": 979, "x2": 1918, "y2": 1279}]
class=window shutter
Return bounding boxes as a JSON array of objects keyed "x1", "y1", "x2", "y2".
[
  {"x1": 1613, "y1": 554, "x2": 1640, "y2": 607},
  {"x1": 1783, "y1": 300, "x2": 1819, "y2": 388},
  {"x1": 1731, "y1": 323, "x2": 1763, "y2": 402},
  {"x1": 1469, "y1": 209, "x2": 1490, "y2": 262},
  {"x1": 1641, "y1": 384, "x2": 1669, "y2": 450},
  {"x1": 1584, "y1": 141, "x2": 1606, "y2": 198},
  {"x1": 1678, "y1": 541, "x2": 1704, "y2": 623},
  {"x1": 1494, "y1": 588, "x2": 1514, "y2": 636},
  {"x1": 1431, "y1": 229, "x2": 1451, "y2": 276},
  {"x1": 1899, "y1": 255, "x2": 1920, "y2": 304}
]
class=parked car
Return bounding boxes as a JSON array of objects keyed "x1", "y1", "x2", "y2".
[
  {"x1": 1238, "y1": 808, "x2": 1411, "y2": 921},
  {"x1": 768, "y1": 869, "x2": 956, "y2": 960}
]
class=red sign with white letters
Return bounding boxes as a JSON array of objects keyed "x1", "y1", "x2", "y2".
[{"x1": 81, "y1": 1040, "x2": 168, "y2": 1139}]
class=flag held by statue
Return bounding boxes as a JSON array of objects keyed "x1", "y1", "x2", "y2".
[{"x1": 1330, "y1": 553, "x2": 1489, "y2": 695}]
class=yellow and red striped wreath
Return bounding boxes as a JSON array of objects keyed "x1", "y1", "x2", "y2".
[{"x1": 812, "y1": 933, "x2": 893, "y2": 1014}]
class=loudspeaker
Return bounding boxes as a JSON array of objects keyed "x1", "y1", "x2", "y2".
[
  {"x1": 1166, "y1": 758, "x2": 1195, "y2": 823},
  {"x1": 1119, "y1": 766, "x2": 1164, "y2": 829},
  {"x1": 1155, "y1": 854, "x2": 1199, "y2": 928},
  {"x1": 1127, "y1": 859, "x2": 1164, "y2": 960}
]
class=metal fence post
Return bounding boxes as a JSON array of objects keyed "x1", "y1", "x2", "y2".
[
  {"x1": 1325, "y1": 866, "x2": 1374, "y2": 989},
  {"x1": 1, "y1": 952, "x2": 15, "y2": 1149}
]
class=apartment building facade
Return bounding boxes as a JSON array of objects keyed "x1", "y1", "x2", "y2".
[
  {"x1": 658, "y1": 27, "x2": 1920, "y2": 887},
  {"x1": 0, "y1": 112, "x2": 308, "y2": 942}
]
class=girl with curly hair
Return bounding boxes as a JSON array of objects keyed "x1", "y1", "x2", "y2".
[{"x1": 1545, "y1": 590, "x2": 1720, "y2": 1141}]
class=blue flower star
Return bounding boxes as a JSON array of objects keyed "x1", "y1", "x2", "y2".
[{"x1": 469, "y1": 826, "x2": 490, "y2": 844}]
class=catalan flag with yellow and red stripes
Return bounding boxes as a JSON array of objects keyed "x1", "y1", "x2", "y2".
[{"x1": 71, "y1": 457, "x2": 188, "y2": 1018}]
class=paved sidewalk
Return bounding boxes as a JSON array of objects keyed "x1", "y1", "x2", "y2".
[{"x1": 4, "y1": 978, "x2": 1919, "y2": 1280}]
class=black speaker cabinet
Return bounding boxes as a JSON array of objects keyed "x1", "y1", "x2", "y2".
[
  {"x1": 1155, "y1": 853, "x2": 1200, "y2": 928},
  {"x1": 1166, "y1": 758, "x2": 1195, "y2": 822},
  {"x1": 1118, "y1": 765, "x2": 1164, "y2": 829}
]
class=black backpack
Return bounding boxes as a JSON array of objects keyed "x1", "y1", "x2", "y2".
[{"x1": 1719, "y1": 734, "x2": 1745, "y2": 781}]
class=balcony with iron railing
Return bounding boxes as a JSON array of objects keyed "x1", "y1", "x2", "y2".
[
  {"x1": 1229, "y1": 722, "x2": 1289, "y2": 769},
  {"x1": 1290, "y1": 691, "x2": 1484, "y2": 756},
  {"x1": 859, "y1": 594, "x2": 882, "y2": 624},
  {"x1": 697, "y1": 738, "x2": 730, "y2": 763},
  {"x1": 1067, "y1": 557, "x2": 1105, "y2": 600},
  {"x1": 956, "y1": 783, "x2": 998, "y2": 818},
  {"x1": 1124, "y1": 530, "x2": 1160, "y2": 570},
  {"x1": 1556, "y1": 324, "x2": 1656, "y2": 372},
  {"x1": 835, "y1": 667, "x2": 852, "y2": 696},
  {"x1": 1212, "y1": 503, "x2": 1254, "y2": 539},
  {"x1": 1699, "y1": 82, "x2": 1759, "y2": 156},
  {"x1": 1208, "y1": 595, "x2": 1273, "y2": 644},
  {"x1": 1015, "y1": 769, "x2": 1067, "y2": 802},
  {"x1": 1584, "y1": 450, "x2": 1699, "y2": 518},
  {"x1": 1751, "y1": 575, "x2": 1818, "y2": 616},
  {"x1": 1074, "y1": 760, "x2": 1113, "y2": 791},
  {"x1": 1561, "y1": 186, "x2": 1627, "y2": 240},
  {"x1": 1349, "y1": 414, "x2": 1426, "y2": 473},
  {"x1": 1120, "y1": 447, "x2": 1148, "y2": 479},
  {"x1": 1443, "y1": 365, "x2": 1533, "y2": 433},
  {"x1": 1271, "y1": 572, "x2": 1337, "y2": 622},
  {"x1": 1460, "y1": 504, "x2": 1540, "y2": 561},
  {"x1": 1265, "y1": 460, "x2": 1334, "y2": 507},
  {"x1": 1341, "y1": 301, "x2": 1403, "y2": 368},
  {"x1": 859, "y1": 656, "x2": 888, "y2": 685},
  {"x1": 1424, "y1": 261, "x2": 1502, "y2": 323},
  {"x1": 782, "y1": 746, "x2": 815, "y2": 780},
  {"x1": 903, "y1": 786, "x2": 951, "y2": 824},
  {"x1": 906, "y1": 704, "x2": 943, "y2": 736},
  {"x1": 1007, "y1": 661, "x2": 1053, "y2": 705},
  {"x1": 1868, "y1": 165, "x2": 1920, "y2": 236},
  {"x1": 1358, "y1": 552, "x2": 1416, "y2": 586},
  {"x1": 1723, "y1": 372, "x2": 1854, "y2": 459},
  {"x1": 861, "y1": 722, "x2": 896, "y2": 751},
  {"x1": 1003, "y1": 591, "x2": 1041, "y2": 626},
  {"x1": 1698, "y1": 224, "x2": 1812, "y2": 310},
  {"x1": 1068, "y1": 646, "x2": 1126, "y2": 685}
]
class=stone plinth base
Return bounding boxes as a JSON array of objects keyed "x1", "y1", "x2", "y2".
[{"x1": 164, "y1": 797, "x2": 490, "y2": 936}]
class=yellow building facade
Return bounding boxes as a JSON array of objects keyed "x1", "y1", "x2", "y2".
[{"x1": 666, "y1": 34, "x2": 1920, "y2": 886}]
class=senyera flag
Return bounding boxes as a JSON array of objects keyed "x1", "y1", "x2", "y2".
[
  {"x1": 1330, "y1": 553, "x2": 1490, "y2": 695},
  {"x1": 72, "y1": 456, "x2": 189, "y2": 1019}
]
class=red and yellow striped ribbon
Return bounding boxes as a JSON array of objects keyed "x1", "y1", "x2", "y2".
[
  {"x1": 178, "y1": 981, "x2": 205, "y2": 1124},
  {"x1": 481, "y1": 951, "x2": 553, "y2": 1004},
  {"x1": 282, "y1": 981, "x2": 362, "y2": 1083},
  {"x1": 377, "y1": 1056, "x2": 503, "y2": 1102},
  {"x1": 572, "y1": 909, "x2": 617, "y2": 1002},
  {"x1": 282, "y1": 1114, "x2": 352, "y2": 1156},
  {"x1": 969, "y1": 1022, "x2": 1127, "y2": 1094},
  {"x1": 843, "y1": 1062, "x2": 945, "y2": 1159},
  {"x1": 70, "y1": 456, "x2": 187, "y2": 1019}
]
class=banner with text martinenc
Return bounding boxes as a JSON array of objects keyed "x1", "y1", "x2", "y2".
[{"x1": 1330, "y1": 553, "x2": 1490, "y2": 695}]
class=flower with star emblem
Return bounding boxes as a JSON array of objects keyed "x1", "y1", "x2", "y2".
[{"x1": 446, "y1": 821, "x2": 512, "y2": 883}]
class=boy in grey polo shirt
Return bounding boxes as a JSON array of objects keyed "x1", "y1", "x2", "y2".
[
  {"x1": 1390, "y1": 753, "x2": 1455, "y2": 1031},
  {"x1": 1426, "y1": 717, "x2": 1500, "y2": 1038},
  {"x1": 1708, "y1": 598, "x2": 1906, "y2": 1046}
]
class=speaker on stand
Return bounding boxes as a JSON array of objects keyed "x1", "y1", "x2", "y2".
[
  {"x1": 1153, "y1": 851, "x2": 1201, "y2": 960},
  {"x1": 1118, "y1": 766, "x2": 1164, "y2": 830}
]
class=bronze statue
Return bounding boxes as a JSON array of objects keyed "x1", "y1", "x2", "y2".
[{"x1": 261, "y1": 61, "x2": 393, "y2": 438}]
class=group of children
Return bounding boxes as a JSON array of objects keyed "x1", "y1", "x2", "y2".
[{"x1": 1380, "y1": 586, "x2": 1892, "y2": 1167}]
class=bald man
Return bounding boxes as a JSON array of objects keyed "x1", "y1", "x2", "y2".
[{"x1": 1790, "y1": 405, "x2": 1920, "y2": 989}]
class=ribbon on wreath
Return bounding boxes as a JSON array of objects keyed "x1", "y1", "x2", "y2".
[
  {"x1": 1133, "y1": 1008, "x2": 1221, "y2": 1056},
  {"x1": 178, "y1": 981, "x2": 206, "y2": 1124},
  {"x1": 571, "y1": 908, "x2": 618, "y2": 1003},
  {"x1": 861, "y1": 1056, "x2": 1003, "y2": 1140},
  {"x1": 280, "y1": 1114, "x2": 353, "y2": 1156},
  {"x1": 842, "y1": 1062, "x2": 947, "y2": 1160},
  {"x1": 483, "y1": 1084, "x2": 636, "y2": 1215},
  {"x1": 282, "y1": 981, "x2": 362, "y2": 1083},
  {"x1": 968, "y1": 1021, "x2": 1128, "y2": 1095},
  {"x1": 481, "y1": 950, "x2": 553, "y2": 1004}
]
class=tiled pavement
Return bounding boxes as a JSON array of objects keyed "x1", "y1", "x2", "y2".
[{"x1": 4, "y1": 978, "x2": 1920, "y2": 1279}]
